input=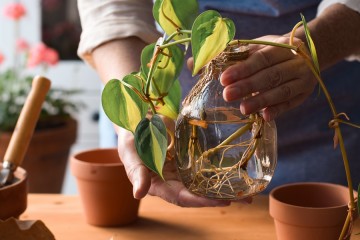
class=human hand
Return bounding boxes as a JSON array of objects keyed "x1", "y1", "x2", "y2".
[
  {"x1": 117, "y1": 127, "x2": 237, "y2": 207},
  {"x1": 220, "y1": 35, "x2": 317, "y2": 121}
]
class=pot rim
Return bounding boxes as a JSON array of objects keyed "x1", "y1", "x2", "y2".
[
  {"x1": 269, "y1": 182, "x2": 355, "y2": 210},
  {"x1": 0, "y1": 167, "x2": 27, "y2": 191},
  {"x1": 71, "y1": 148, "x2": 123, "y2": 168}
]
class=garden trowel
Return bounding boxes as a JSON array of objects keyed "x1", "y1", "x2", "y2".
[{"x1": 0, "y1": 76, "x2": 51, "y2": 188}]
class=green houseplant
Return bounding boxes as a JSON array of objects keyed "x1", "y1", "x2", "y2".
[
  {"x1": 0, "y1": 2, "x2": 79, "y2": 193},
  {"x1": 101, "y1": 0, "x2": 359, "y2": 238}
]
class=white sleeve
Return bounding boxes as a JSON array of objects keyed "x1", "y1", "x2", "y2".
[
  {"x1": 77, "y1": 0, "x2": 161, "y2": 67},
  {"x1": 317, "y1": 0, "x2": 360, "y2": 61}
]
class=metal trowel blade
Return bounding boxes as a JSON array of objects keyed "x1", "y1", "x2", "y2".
[{"x1": 0, "y1": 166, "x2": 14, "y2": 187}]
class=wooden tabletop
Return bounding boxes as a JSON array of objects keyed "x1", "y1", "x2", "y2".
[{"x1": 20, "y1": 194, "x2": 276, "y2": 240}]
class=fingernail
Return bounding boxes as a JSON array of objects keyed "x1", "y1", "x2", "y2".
[
  {"x1": 221, "y1": 68, "x2": 237, "y2": 85},
  {"x1": 240, "y1": 104, "x2": 247, "y2": 115},
  {"x1": 133, "y1": 179, "x2": 140, "y2": 199}
]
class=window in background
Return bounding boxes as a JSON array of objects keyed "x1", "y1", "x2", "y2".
[{"x1": 41, "y1": 0, "x2": 81, "y2": 60}]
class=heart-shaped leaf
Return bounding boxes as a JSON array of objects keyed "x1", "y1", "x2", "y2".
[
  {"x1": 191, "y1": 10, "x2": 235, "y2": 75},
  {"x1": 153, "y1": 0, "x2": 198, "y2": 38},
  {"x1": 135, "y1": 114, "x2": 168, "y2": 179},
  {"x1": 141, "y1": 43, "x2": 184, "y2": 98},
  {"x1": 102, "y1": 75, "x2": 148, "y2": 133},
  {"x1": 156, "y1": 79, "x2": 181, "y2": 120}
]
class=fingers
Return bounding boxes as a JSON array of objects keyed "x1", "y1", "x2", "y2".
[
  {"x1": 148, "y1": 161, "x2": 231, "y2": 207},
  {"x1": 117, "y1": 128, "x2": 151, "y2": 199},
  {"x1": 221, "y1": 37, "x2": 297, "y2": 86},
  {"x1": 223, "y1": 57, "x2": 305, "y2": 102},
  {"x1": 262, "y1": 93, "x2": 309, "y2": 121},
  {"x1": 187, "y1": 57, "x2": 194, "y2": 71},
  {"x1": 149, "y1": 178, "x2": 231, "y2": 207},
  {"x1": 220, "y1": 36, "x2": 317, "y2": 120}
]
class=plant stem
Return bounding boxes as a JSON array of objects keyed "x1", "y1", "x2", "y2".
[
  {"x1": 159, "y1": 38, "x2": 191, "y2": 49},
  {"x1": 217, "y1": 120, "x2": 253, "y2": 148},
  {"x1": 296, "y1": 41, "x2": 355, "y2": 240},
  {"x1": 229, "y1": 32, "x2": 356, "y2": 238},
  {"x1": 228, "y1": 39, "x2": 298, "y2": 51},
  {"x1": 198, "y1": 114, "x2": 255, "y2": 159},
  {"x1": 164, "y1": 30, "x2": 192, "y2": 44}
]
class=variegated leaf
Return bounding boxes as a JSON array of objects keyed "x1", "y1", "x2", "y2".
[
  {"x1": 156, "y1": 79, "x2": 181, "y2": 120},
  {"x1": 135, "y1": 114, "x2": 168, "y2": 179},
  {"x1": 153, "y1": 0, "x2": 198, "y2": 38},
  {"x1": 191, "y1": 10, "x2": 235, "y2": 75},
  {"x1": 141, "y1": 43, "x2": 184, "y2": 98},
  {"x1": 102, "y1": 76, "x2": 148, "y2": 133}
]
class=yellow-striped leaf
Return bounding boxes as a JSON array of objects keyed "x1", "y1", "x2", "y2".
[
  {"x1": 135, "y1": 114, "x2": 167, "y2": 179},
  {"x1": 156, "y1": 79, "x2": 181, "y2": 120},
  {"x1": 102, "y1": 76, "x2": 148, "y2": 133},
  {"x1": 153, "y1": 0, "x2": 198, "y2": 38},
  {"x1": 191, "y1": 10, "x2": 235, "y2": 75},
  {"x1": 141, "y1": 43, "x2": 184, "y2": 98}
]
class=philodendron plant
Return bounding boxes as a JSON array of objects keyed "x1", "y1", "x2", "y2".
[{"x1": 102, "y1": 0, "x2": 359, "y2": 238}]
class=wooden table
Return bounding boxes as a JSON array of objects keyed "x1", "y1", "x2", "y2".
[{"x1": 20, "y1": 194, "x2": 277, "y2": 240}]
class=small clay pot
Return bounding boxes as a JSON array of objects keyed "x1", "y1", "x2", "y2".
[
  {"x1": 269, "y1": 182, "x2": 357, "y2": 240},
  {"x1": 0, "y1": 167, "x2": 27, "y2": 220},
  {"x1": 70, "y1": 148, "x2": 140, "y2": 227}
]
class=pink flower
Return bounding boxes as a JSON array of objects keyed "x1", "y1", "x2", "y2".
[
  {"x1": 27, "y1": 42, "x2": 59, "y2": 68},
  {"x1": 0, "y1": 52, "x2": 4, "y2": 65},
  {"x1": 3, "y1": 3, "x2": 26, "y2": 20},
  {"x1": 16, "y1": 38, "x2": 29, "y2": 52},
  {"x1": 43, "y1": 48, "x2": 59, "y2": 66}
]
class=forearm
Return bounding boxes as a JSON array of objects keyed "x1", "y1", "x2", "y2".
[
  {"x1": 292, "y1": 3, "x2": 360, "y2": 70},
  {"x1": 92, "y1": 37, "x2": 147, "y2": 85}
]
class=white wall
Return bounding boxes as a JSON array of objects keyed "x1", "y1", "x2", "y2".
[{"x1": 0, "y1": 0, "x2": 101, "y2": 194}]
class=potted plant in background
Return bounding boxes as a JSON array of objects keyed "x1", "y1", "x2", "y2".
[{"x1": 0, "y1": 2, "x2": 79, "y2": 193}]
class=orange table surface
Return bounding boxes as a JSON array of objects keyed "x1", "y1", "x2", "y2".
[{"x1": 20, "y1": 194, "x2": 360, "y2": 240}]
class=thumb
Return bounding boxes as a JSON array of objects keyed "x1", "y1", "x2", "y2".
[{"x1": 117, "y1": 128, "x2": 151, "y2": 199}]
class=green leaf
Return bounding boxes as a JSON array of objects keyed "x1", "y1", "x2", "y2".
[
  {"x1": 141, "y1": 42, "x2": 184, "y2": 98},
  {"x1": 135, "y1": 114, "x2": 168, "y2": 179},
  {"x1": 191, "y1": 10, "x2": 236, "y2": 75},
  {"x1": 301, "y1": 14, "x2": 320, "y2": 75},
  {"x1": 156, "y1": 79, "x2": 181, "y2": 120},
  {"x1": 153, "y1": 0, "x2": 198, "y2": 38},
  {"x1": 102, "y1": 76, "x2": 148, "y2": 133}
]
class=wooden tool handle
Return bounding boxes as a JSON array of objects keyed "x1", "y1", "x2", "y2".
[{"x1": 3, "y1": 76, "x2": 51, "y2": 167}]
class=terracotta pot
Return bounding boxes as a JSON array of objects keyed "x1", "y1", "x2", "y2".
[
  {"x1": 70, "y1": 148, "x2": 140, "y2": 227},
  {"x1": 0, "y1": 118, "x2": 77, "y2": 193},
  {"x1": 269, "y1": 182, "x2": 357, "y2": 240},
  {"x1": 0, "y1": 167, "x2": 27, "y2": 220}
]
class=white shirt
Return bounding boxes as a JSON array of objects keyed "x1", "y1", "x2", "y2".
[{"x1": 77, "y1": 0, "x2": 360, "y2": 66}]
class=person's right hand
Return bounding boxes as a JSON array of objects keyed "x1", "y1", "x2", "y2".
[{"x1": 117, "y1": 127, "x2": 239, "y2": 207}]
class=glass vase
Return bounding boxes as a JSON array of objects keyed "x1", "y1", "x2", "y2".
[{"x1": 175, "y1": 45, "x2": 277, "y2": 200}]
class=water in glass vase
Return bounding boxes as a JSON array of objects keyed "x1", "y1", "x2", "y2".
[
  {"x1": 175, "y1": 45, "x2": 277, "y2": 200},
  {"x1": 176, "y1": 107, "x2": 276, "y2": 200}
]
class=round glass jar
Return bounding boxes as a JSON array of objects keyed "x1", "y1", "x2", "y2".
[{"x1": 175, "y1": 45, "x2": 277, "y2": 200}]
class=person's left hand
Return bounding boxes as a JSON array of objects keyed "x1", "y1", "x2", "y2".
[{"x1": 220, "y1": 35, "x2": 317, "y2": 121}]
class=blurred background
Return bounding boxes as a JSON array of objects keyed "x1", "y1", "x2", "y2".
[{"x1": 0, "y1": 0, "x2": 101, "y2": 194}]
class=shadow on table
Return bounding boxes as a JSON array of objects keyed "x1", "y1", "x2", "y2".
[{"x1": 107, "y1": 216, "x2": 203, "y2": 239}]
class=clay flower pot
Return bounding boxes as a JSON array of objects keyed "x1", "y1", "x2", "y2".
[
  {"x1": 0, "y1": 118, "x2": 77, "y2": 193},
  {"x1": 269, "y1": 182, "x2": 357, "y2": 240},
  {"x1": 0, "y1": 167, "x2": 27, "y2": 220},
  {"x1": 70, "y1": 148, "x2": 140, "y2": 227}
]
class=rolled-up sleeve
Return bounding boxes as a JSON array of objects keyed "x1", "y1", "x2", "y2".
[
  {"x1": 77, "y1": 0, "x2": 161, "y2": 66},
  {"x1": 317, "y1": 0, "x2": 360, "y2": 61}
]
